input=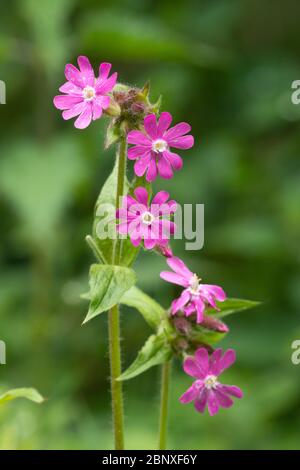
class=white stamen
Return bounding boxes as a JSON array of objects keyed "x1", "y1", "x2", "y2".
[
  {"x1": 141, "y1": 211, "x2": 154, "y2": 225},
  {"x1": 204, "y1": 375, "x2": 218, "y2": 390},
  {"x1": 188, "y1": 273, "x2": 202, "y2": 296},
  {"x1": 152, "y1": 139, "x2": 168, "y2": 153},
  {"x1": 82, "y1": 86, "x2": 96, "y2": 101}
]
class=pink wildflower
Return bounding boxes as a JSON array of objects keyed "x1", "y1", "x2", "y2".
[
  {"x1": 116, "y1": 187, "x2": 177, "y2": 250},
  {"x1": 53, "y1": 56, "x2": 117, "y2": 129},
  {"x1": 180, "y1": 347, "x2": 243, "y2": 416},
  {"x1": 127, "y1": 112, "x2": 194, "y2": 182},
  {"x1": 160, "y1": 256, "x2": 226, "y2": 323}
]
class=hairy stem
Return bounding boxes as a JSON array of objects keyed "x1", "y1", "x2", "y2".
[
  {"x1": 108, "y1": 136, "x2": 127, "y2": 450},
  {"x1": 158, "y1": 361, "x2": 171, "y2": 450}
]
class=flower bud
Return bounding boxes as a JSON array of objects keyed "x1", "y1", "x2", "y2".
[
  {"x1": 201, "y1": 315, "x2": 229, "y2": 333},
  {"x1": 155, "y1": 243, "x2": 173, "y2": 258},
  {"x1": 104, "y1": 98, "x2": 121, "y2": 117},
  {"x1": 173, "y1": 317, "x2": 192, "y2": 335}
]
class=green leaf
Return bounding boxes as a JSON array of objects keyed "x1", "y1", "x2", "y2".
[
  {"x1": 120, "y1": 286, "x2": 166, "y2": 330},
  {"x1": 0, "y1": 388, "x2": 44, "y2": 405},
  {"x1": 92, "y1": 159, "x2": 140, "y2": 266},
  {"x1": 118, "y1": 333, "x2": 172, "y2": 381},
  {"x1": 83, "y1": 264, "x2": 136, "y2": 324},
  {"x1": 207, "y1": 298, "x2": 261, "y2": 318},
  {"x1": 105, "y1": 121, "x2": 121, "y2": 149},
  {"x1": 190, "y1": 326, "x2": 227, "y2": 345}
]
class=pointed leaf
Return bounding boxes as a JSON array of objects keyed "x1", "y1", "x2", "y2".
[
  {"x1": 105, "y1": 121, "x2": 121, "y2": 149},
  {"x1": 120, "y1": 286, "x2": 166, "y2": 330},
  {"x1": 207, "y1": 298, "x2": 261, "y2": 318},
  {"x1": 118, "y1": 333, "x2": 172, "y2": 381},
  {"x1": 190, "y1": 326, "x2": 227, "y2": 345},
  {"x1": 0, "y1": 388, "x2": 44, "y2": 405},
  {"x1": 83, "y1": 264, "x2": 136, "y2": 324}
]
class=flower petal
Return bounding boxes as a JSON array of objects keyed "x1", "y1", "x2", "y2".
[
  {"x1": 134, "y1": 187, "x2": 149, "y2": 206},
  {"x1": 99, "y1": 62, "x2": 112, "y2": 79},
  {"x1": 128, "y1": 146, "x2": 150, "y2": 160},
  {"x1": 116, "y1": 222, "x2": 129, "y2": 235},
  {"x1": 160, "y1": 219, "x2": 176, "y2": 237},
  {"x1": 166, "y1": 256, "x2": 193, "y2": 278},
  {"x1": 194, "y1": 387, "x2": 208, "y2": 413},
  {"x1": 144, "y1": 238, "x2": 157, "y2": 250},
  {"x1": 194, "y1": 298, "x2": 205, "y2": 323},
  {"x1": 74, "y1": 105, "x2": 92, "y2": 129},
  {"x1": 91, "y1": 96, "x2": 109, "y2": 121},
  {"x1": 171, "y1": 289, "x2": 190, "y2": 313},
  {"x1": 207, "y1": 390, "x2": 220, "y2": 416},
  {"x1": 165, "y1": 122, "x2": 191, "y2": 140},
  {"x1": 96, "y1": 72, "x2": 118, "y2": 94},
  {"x1": 218, "y1": 384, "x2": 243, "y2": 399},
  {"x1": 146, "y1": 157, "x2": 158, "y2": 182},
  {"x1": 157, "y1": 112, "x2": 172, "y2": 137},
  {"x1": 77, "y1": 55, "x2": 94, "y2": 86},
  {"x1": 183, "y1": 358, "x2": 205, "y2": 379},
  {"x1": 157, "y1": 155, "x2": 173, "y2": 179},
  {"x1": 209, "y1": 348, "x2": 223, "y2": 375},
  {"x1": 163, "y1": 150, "x2": 183, "y2": 171},
  {"x1": 59, "y1": 81, "x2": 82, "y2": 95},
  {"x1": 65, "y1": 63, "x2": 83, "y2": 87},
  {"x1": 168, "y1": 135, "x2": 194, "y2": 150},
  {"x1": 179, "y1": 384, "x2": 198, "y2": 404},
  {"x1": 204, "y1": 284, "x2": 226, "y2": 302},
  {"x1": 215, "y1": 387, "x2": 234, "y2": 409},
  {"x1": 53, "y1": 95, "x2": 83, "y2": 110},
  {"x1": 151, "y1": 190, "x2": 170, "y2": 205},
  {"x1": 129, "y1": 234, "x2": 142, "y2": 247},
  {"x1": 62, "y1": 101, "x2": 86, "y2": 120},
  {"x1": 184, "y1": 302, "x2": 196, "y2": 316},
  {"x1": 134, "y1": 155, "x2": 150, "y2": 177},
  {"x1": 144, "y1": 114, "x2": 158, "y2": 140},
  {"x1": 194, "y1": 348, "x2": 209, "y2": 376},
  {"x1": 127, "y1": 130, "x2": 152, "y2": 147},
  {"x1": 160, "y1": 271, "x2": 189, "y2": 287},
  {"x1": 218, "y1": 349, "x2": 236, "y2": 375}
]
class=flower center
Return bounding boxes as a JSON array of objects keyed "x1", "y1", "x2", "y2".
[
  {"x1": 141, "y1": 211, "x2": 154, "y2": 225},
  {"x1": 204, "y1": 375, "x2": 218, "y2": 390},
  {"x1": 152, "y1": 139, "x2": 168, "y2": 153},
  {"x1": 188, "y1": 273, "x2": 201, "y2": 295},
  {"x1": 82, "y1": 86, "x2": 96, "y2": 101}
]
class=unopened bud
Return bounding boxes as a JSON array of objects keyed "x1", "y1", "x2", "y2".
[
  {"x1": 173, "y1": 317, "x2": 192, "y2": 335},
  {"x1": 104, "y1": 98, "x2": 121, "y2": 117},
  {"x1": 201, "y1": 315, "x2": 229, "y2": 333},
  {"x1": 155, "y1": 243, "x2": 173, "y2": 258}
]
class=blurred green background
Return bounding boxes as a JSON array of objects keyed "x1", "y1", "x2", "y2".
[{"x1": 1, "y1": 0, "x2": 300, "y2": 450}]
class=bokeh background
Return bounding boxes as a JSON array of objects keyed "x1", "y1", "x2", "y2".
[{"x1": 1, "y1": 0, "x2": 300, "y2": 450}]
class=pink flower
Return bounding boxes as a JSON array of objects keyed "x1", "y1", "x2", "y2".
[
  {"x1": 180, "y1": 347, "x2": 243, "y2": 416},
  {"x1": 160, "y1": 257, "x2": 226, "y2": 323},
  {"x1": 116, "y1": 187, "x2": 177, "y2": 250},
  {"x1": 53, "y1": 56, "x2": 117, "y2": 129},
  {"x1": 127, "y1": 112, "x2": 194, "y2": 182}
]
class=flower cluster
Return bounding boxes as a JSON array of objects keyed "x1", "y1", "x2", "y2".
[{"x1": 54, "y1": 56, "x2": 243, "y2": 418}]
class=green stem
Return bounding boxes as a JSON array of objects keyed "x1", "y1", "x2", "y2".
[
  {"x1": 158, "y1": 361, "x2": 171, "y2": 450},
  {"x1": 108, "y1": 136, "x2": 127, "y2": 450}
]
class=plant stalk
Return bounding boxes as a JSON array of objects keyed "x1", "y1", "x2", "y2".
[
  {"x1": 108, "y1": 136, "x2": 127, "y2": 450},
  {"x1": 158, "y1": 361, "x2": 171, "y2": 450}
]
